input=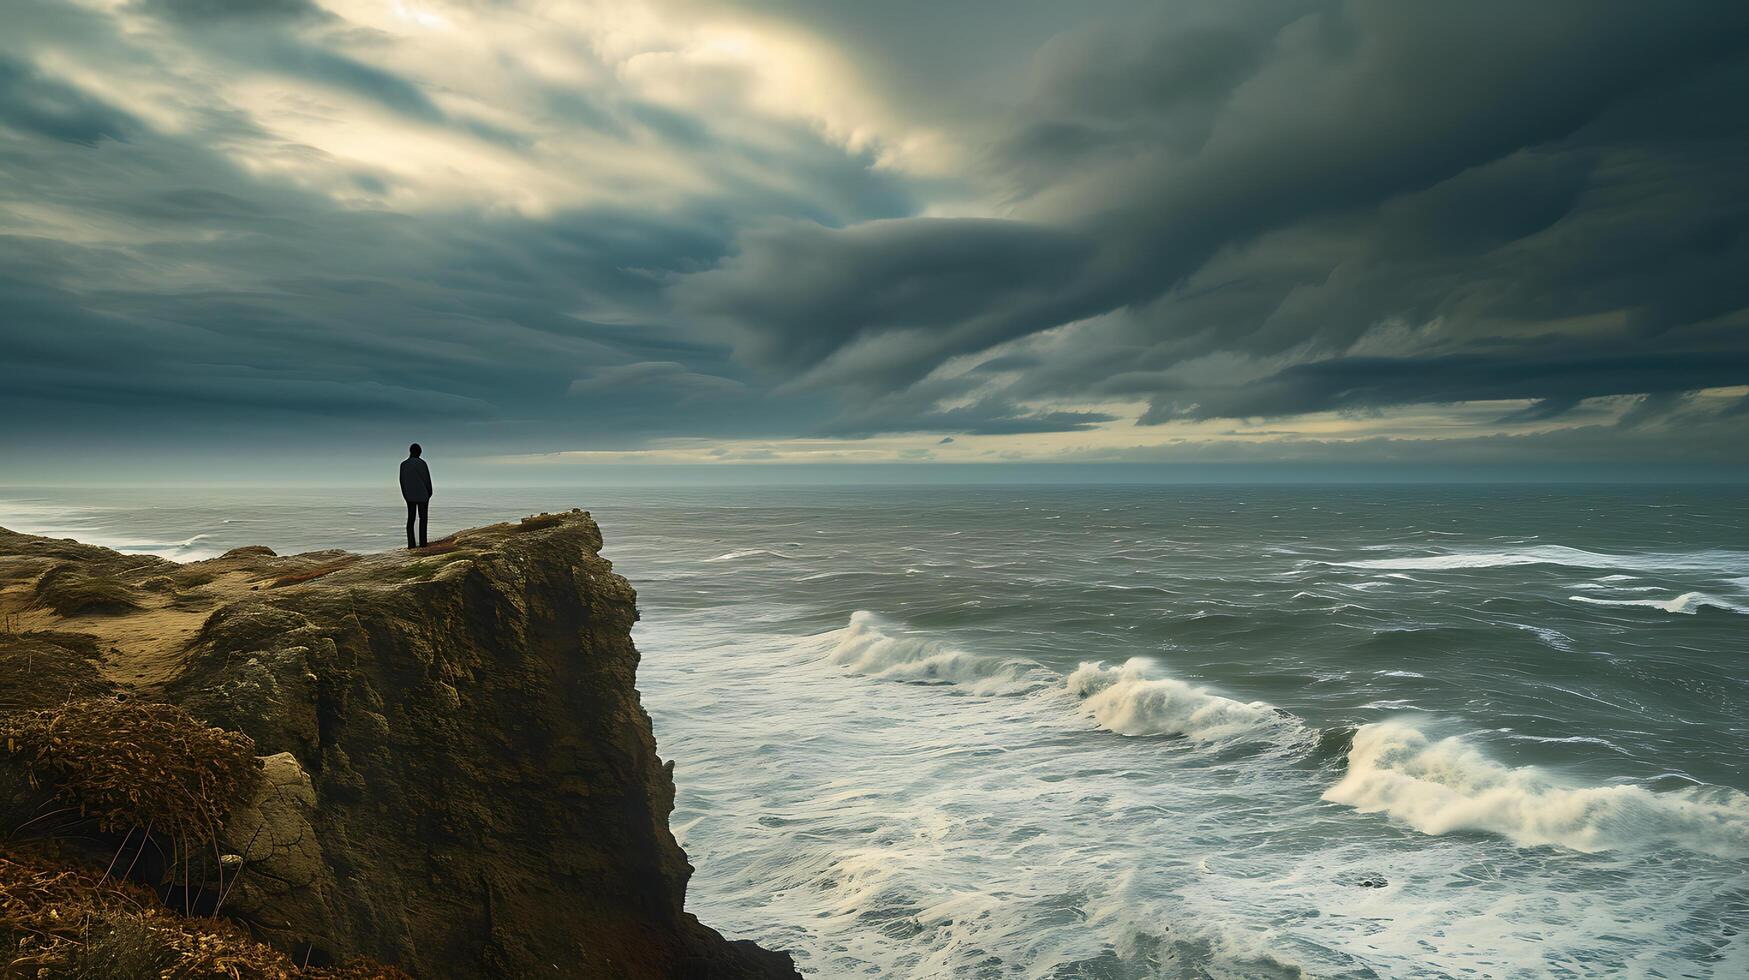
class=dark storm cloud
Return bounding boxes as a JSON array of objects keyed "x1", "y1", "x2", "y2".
[
  {"x1": 139, "y1": 0, "x2": 327, "y2": 22},
  {"x1": 1148, "y1": 350, "x2": 1749, "y2": 422},
  {"x1": 0, "y1": 182, "x2": 810, "y2": 443},
  {"x1": 872, "y1": 406, "x2": 1115, "y2": 436},
  {"x1": 818, "y1": 383, "x2": 1117, "y2": 438},
  {"x1": 567, "y1": 361, "x2": 745, "y2": 400},
  {"x1": 0, "y1": 56, "x2": 135, "y2": 147},
  {"x1": 993, "y1": 8, "x2": 1288, "y2": 190},
  {"x1": 261, "y1": 45, "x2": 452, "y2": 126},
  {"x1": 4, "y1": 0, "x2": 1749, "y2": 469},
  {"x1": 679, "y1": 217, "x2": 1098, "y2": 380},
  {"x1": 682, "y1": 0, "x2": 1749, "y2": 438}
]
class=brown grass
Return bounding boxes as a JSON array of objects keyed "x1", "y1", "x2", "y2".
[
  {"x1": 174, "y1": 570, "x2": 219, "y2": 589},
  {"x1": 0, "y1": 633, "x2": 110, "y2": 721},
  {"x1": 0, "y1": 698, "x2": 259, "y2": 845},
  {"x1": 514, "y1": 514, "x2": 567, "y2": 533},
  {"x1": 0, "y1": 848, "x2": 409, "y2": 978},
  {"x1": 269, "y1": 557, "x2": 360, "y2": 590},
  {"x1": 411, "y1": 536, "x2": 463, "y2": 556},
  {"x1": 32, "y1": 568, "x2": 140, "y2": 617}
]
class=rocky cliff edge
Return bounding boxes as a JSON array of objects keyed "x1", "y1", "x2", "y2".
[{"x1": 0, "y1": 511, "x2": 799, "y2": 979}]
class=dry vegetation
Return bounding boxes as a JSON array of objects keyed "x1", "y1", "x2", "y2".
[
  {"x1": 0, "y1": 698, "x2": 259, "y2": 845},
  {"x1": 269, "y1": 558, "x2": 360, "y2": 589},
  {"x1": 32, "y1": 567, "x2": 140, "y2": 617},
  {"x1": 0, "y1": 849, "x2": 408, "y2": 978},
  {"x1": 0, "y1": 701, "x2": 408, "y2": 975}
]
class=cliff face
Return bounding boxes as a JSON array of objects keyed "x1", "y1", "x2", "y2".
[{"x1": 0, "y1": 513, "x2": 798, "y2": 979}]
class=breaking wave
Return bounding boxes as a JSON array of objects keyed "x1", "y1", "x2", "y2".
[
  {"x1": 819, "y1": 612, "x2": 1749, "y2": 860},
  {"x1": 0, "y1": 500, "x2": 228, "y2": 562},
  {"x1": 1323, "y1": 722, "x2": 1749, "y2": 857},
  {"x1": 1569, "y1": 592, "x2": 1748, "y2": 615},
  {"x1": 824, "y1": 611, "x2": 1044, "y2": 693},
  {"x1": 1065, "y1": 658, "x2": 1299, "y2": 744},
  {"x1": 823, "y1": 614, "x2": 1303, "y2": 742},
  {"x1": 1336, "y1": 545, "x2": 1747, "y2": 574}
]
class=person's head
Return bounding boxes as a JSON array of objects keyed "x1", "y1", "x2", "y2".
[{"x1": 409, "y1": 443, "x2": 422, "y2": 458}]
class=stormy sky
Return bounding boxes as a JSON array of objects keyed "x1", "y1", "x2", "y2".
[{"x1": 3, "y1": 0, "x2": 1747, "y2": 481}]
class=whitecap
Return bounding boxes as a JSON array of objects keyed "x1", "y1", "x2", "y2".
[
  {"x1": 1568, "y1": 592, "x2": 1748, "y2": 615},
  {"x1": 702, "y1": 548, "x2": 801, "y2": 563},
  {"x1": 1065, "y1": 658, "x2": 1298, "y2": 743},
  {"x1": 1509, "y1": 622, "x2": 1574, "y2": 650},
  {"x1": 824, "y1": 611, "x2": 1042, "y2": 694},
  {"x1": 1334, "y1": 545, "x2": 1747, "y2": 574},
  {"x1": 1502, "y1": 733, "x2": 1632, "y2": 755},
  {"x1": 1324, "y1": 721, "x2": 1749, "y2": 856}
]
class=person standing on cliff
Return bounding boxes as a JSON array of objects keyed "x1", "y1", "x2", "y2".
[{"x1": 400, "y1": 443, "x2": 433, "y2": 549}]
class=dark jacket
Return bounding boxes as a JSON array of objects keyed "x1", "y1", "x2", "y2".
[{"x1": 399, "y1": 457, "x2": 433, "y2": 503}]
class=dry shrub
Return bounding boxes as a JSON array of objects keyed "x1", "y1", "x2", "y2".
[
  {"x1": 0, "y1": 698, "x2": 259, "y2": 845},
  {"x1": 0, "y1": 849, "x2": 409, "y2": 978},
  {"x1": 174, "y1": 570, "x2": 219, "y2": 589},
  {"x1": 65, "y1": 912, "x2": 177, "y2": 978},
  {"x1": 270, "y1": 557, "x2": 359, "y2": 589},
  {"x1": 0, "y1": 634, "x2": 110, "y2": 716},
  {"x1": 218, "y1": 547, "x2": 276, "y2": 561},
  {"x1": 32, "y1": 567, "x2": 139, "y2": 617},
  {"x1": 514, "y1": 514, "x2": 567, "y2": 533}
]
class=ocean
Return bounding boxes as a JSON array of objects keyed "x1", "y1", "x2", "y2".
[{"x1": 2, "y1": 484, "x2": 1745, "y2": 978}]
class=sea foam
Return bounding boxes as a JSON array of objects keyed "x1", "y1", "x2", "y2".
[
  {"x1": 825, "y1": 611, "x2": 1042, "y2": 693},
  {"x1": 1324, "y1": 721, "x2": 1749, "y2": 856},
  {"x1": 1336, "y1": 545, "x2": 1746, "y2": 574},
  {"x1": 1568, "y1": 592, "x2": 1747, "y2": 615},
  {"x1": 702, "y1": 548, "x2": 800, "y2": 563},
  {"x1": 1065, "y1": 658, "x2": 1295, "y2": 743}
]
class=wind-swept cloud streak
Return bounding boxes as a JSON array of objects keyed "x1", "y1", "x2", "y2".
[{"x1": 2, "y1": 0, "x2": 1746, "y2": 476}]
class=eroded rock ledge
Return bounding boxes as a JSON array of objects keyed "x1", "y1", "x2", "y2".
[{"x1": 0, "y1": 513, "x2": 799, "y2": 978}]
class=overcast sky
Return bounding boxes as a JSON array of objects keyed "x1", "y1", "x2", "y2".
[{"x1": 3, "y1": 0, "x2": 1747, "y2": 482}]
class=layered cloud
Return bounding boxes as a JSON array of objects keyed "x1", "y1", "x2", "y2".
[{"x1": 2, "y1": 0, "x2": 1746, "y2": 473}]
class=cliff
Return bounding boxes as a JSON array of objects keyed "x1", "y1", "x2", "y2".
[{"x1": 0, "y1": 512, "x2": 799, "y2": 979}]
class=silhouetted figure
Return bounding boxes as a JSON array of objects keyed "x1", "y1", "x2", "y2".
[{"x1": 400, "y1": 443, "x2": 433, "y2": 549}]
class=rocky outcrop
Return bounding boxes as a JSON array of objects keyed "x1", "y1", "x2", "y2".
[{"x1": 0, "y1": 513, "x2": 799, "y2": 978}]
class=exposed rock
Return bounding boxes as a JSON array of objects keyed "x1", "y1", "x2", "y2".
[
  {"x1": 223, "y1": 545, "x2": 279, "y2": 559},
  {"x1": 218, "y1": 751, "x2": 339, "y2": 937},
  {"x1": 0, "y1": 514, "x2": 799, "y2": 978}
]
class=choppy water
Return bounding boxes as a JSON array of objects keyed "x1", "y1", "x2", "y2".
[{"x1": 2, "y1": 485, "x2": 1746, "y2": 978}]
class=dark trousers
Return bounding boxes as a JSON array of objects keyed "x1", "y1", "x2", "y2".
[{"x1": 406, "y1": 500, "x2": 428, "y2": 548}]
